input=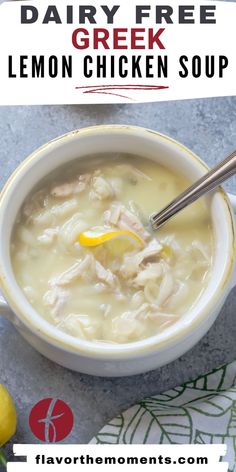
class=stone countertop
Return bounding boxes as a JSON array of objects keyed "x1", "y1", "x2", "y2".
[{"x1": 0, "y1": 99, "x2": 236, "y2": 450}]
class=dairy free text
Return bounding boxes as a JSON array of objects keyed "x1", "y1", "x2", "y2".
[{"x1": 7, "y1": 3, "x2": 229, "y2": 80}]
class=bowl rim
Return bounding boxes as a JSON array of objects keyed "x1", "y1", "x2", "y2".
[{"x1": 0, "y1": 124, "x2": 235, "y2": 359}]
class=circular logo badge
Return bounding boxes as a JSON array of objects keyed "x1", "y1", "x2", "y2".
[{"x1": 29, "y1": 398, "x2": 74, "y2": 443}]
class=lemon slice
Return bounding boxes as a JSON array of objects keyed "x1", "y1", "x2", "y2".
[
  {"x1": 79, "y1": 229, "x2": 145, "y2": 252},
  {"x1": 0, "y1": 385, "x2": 17, "y2": 447}
]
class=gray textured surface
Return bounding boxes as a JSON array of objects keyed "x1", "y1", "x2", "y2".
[{"x1": 0, "y1": 99, "x2": 236, "y2": 452}]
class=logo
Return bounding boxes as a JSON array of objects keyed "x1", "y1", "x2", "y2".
[{"x1": 29, "y1": 398, "x2": 74, "y2": 443}]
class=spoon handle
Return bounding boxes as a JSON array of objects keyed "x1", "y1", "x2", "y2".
[{"x1": 150, "y1": 150, "x2": 236, "y2": 230}]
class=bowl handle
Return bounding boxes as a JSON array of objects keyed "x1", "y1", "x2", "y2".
[{"x1": 0, "y1": 290, "x2": 12, "y2": 320}]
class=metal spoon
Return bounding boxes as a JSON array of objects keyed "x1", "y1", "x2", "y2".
[{"x1": 150, "y1": 150, "x2": 236, "y2": 231}]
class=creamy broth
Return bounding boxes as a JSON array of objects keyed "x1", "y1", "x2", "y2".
[{"x1": 11, "y1": 154, "x2": 213, "y2": 343}]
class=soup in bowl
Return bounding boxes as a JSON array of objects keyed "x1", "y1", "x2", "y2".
[
  {"x1": 0, "y1": 126, "x2": 235, "y2": 376},
  {"x1": 11, "y1": 154, "x2": 213, "y2": 345}
]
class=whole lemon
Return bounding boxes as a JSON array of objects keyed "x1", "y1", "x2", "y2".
[{"x1": 0, "y1": 385, "x2": 17, "y2": 447}]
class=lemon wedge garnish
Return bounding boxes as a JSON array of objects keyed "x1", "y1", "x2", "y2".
[
  {"x1": 78, "y1": 229, "x2": 145, "y2": 252},
  {"x1": 0, "y1": 385, "x2": 17, "y2": 447}
]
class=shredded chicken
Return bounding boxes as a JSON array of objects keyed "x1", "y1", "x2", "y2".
[
  {"x1": 105, "y1": 301, "x2": 178, "y2": 342},
  {"x1": 165, "y1": 281, "x2": 189, "y2": 311},
  {"x1": 136, "y1": 239, "x2": 163, "y2": 264},
  {"x1": 133, "y1": 263, "x2": 163, "y2": 286},
  {"x1": 95, "y1": 260, "x2": 118, "y2": 288},
  {"x1": 109, "y1": 312, "x2": 144, "y2": 342},
  {"x1": 108, "y1": 177, "x2": 123, "y2": 197},
  {"x1": 118, "y1": 207, "x2": 150, "y2": 241},
  {"x1": 90, "y1": 175, "x2": 114, "y2": 201},
  {"x1": 51, "y1": 174, "x2": 91, "y2": 198},
  {"x1": 49, "y1": 252, "x2": 118, "y2": 291},
  {"x1": 104, "y1": 204, "x2": 122, "y2": 225},
  {"x1": 59, "y1": 213, "x2": 88, "y2": 246},
  {"x1": 104, "y1": 204, "x2": 149, "y2": 241},
  {"x1": 50, "y1": 254, "x2": 93, "y2": 287},
  {"x1": 147, "y1": 310, "x2": 178, "y2": 321},
  {"x1": 121, "y1": 239, "x2": 163, "y2": 278},
  {"x1": 58, "y1": 314, "x2": 99, "y2": 340},
  {"x1": 131, "y1": 291, "x2": 145, "y2": 308},
  {"x1": 37, "y1": 227, "x2": 59, "y2": 246},
  {"x1": 43, "y1": 286, "x2": 69, "y2": 320},
  {"x1": 34, "y1": 199, "x2": 78, "y2": 226},
  {"x1": 156, "y1": 272, "x2": 174, "y2": 306}
]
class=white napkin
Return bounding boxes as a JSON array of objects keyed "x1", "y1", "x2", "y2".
[{"x1": 91, "y1": 361, "x2": 236, "y2": 471}]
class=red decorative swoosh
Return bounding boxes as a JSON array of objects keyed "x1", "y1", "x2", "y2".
[{"x1": 75, "y1": 84, "x2": 169, "y2": 100}]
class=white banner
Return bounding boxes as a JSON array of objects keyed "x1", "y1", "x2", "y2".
[
  {"x1": 0, "y1": 0, "x2": 235, "y2": 104},
  {"x1": 7, "y1": 444, "x2": 228, "y2": 471}
]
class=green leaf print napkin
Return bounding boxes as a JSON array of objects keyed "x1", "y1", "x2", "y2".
[{"x1": 91, "y1": 361, "x2": 236, "y2": 471}]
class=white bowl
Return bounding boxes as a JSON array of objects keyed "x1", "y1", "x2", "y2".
[{"x1": 0, "y1": 125, "x2": 235, "y2": 376}]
